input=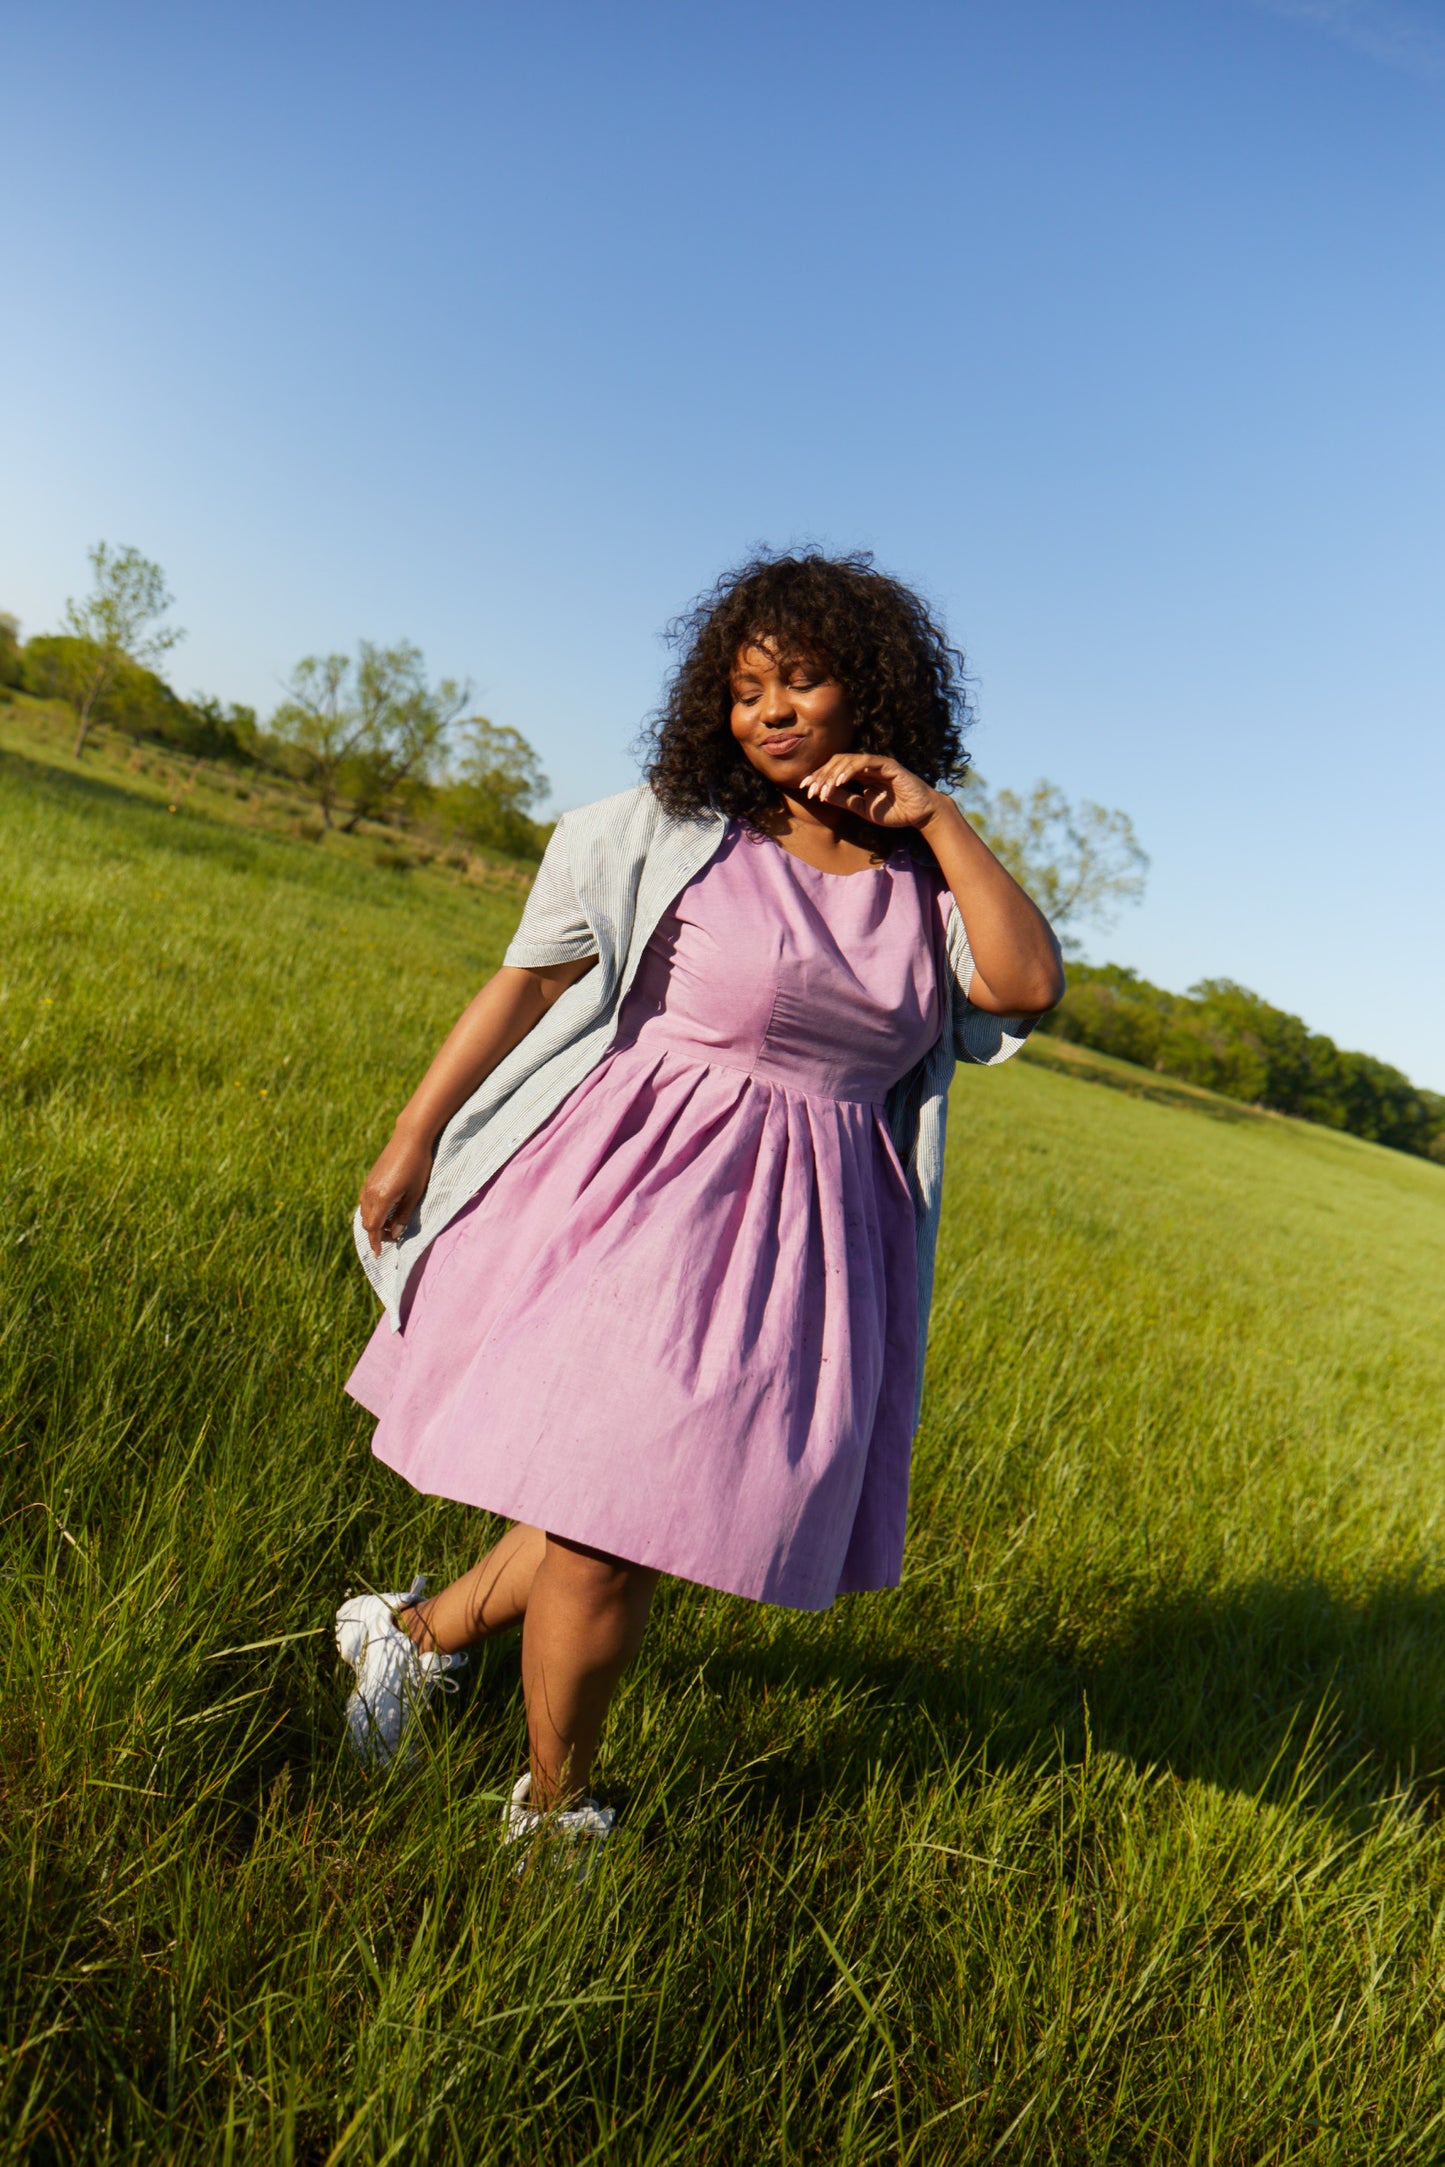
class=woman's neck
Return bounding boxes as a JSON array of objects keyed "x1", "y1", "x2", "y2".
[{"x1": 754, "y1": 792, "x2": 891, "y2": 869}]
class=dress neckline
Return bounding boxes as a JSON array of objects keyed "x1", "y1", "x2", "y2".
[{"x1": 751, "y1": 825, "x2": 897, "y2": 881}]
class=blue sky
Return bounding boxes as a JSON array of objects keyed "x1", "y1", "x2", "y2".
[{"x1": 4, "y1": 0, "x2": 1442, "y2": 1086}]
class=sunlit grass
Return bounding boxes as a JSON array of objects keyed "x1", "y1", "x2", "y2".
[{"x1": 3, "y1": 741, "x2": 1445, "y2": 2163}]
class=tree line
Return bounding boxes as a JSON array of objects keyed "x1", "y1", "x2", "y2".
[
  {"x1": 1036, "y1": 963, "x2": 1445, "y2": 1164},
  {"x1": 0, "y1": 544, "x2": 552, "y2": 860}
]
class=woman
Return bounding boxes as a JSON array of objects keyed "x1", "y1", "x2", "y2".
[{"x1": 335, "y1": 551, "x2": 1063, "y2": 1866}]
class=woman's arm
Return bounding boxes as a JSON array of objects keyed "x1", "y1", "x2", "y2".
[
  {"x1": 358, "y1": 954, "x2": 597, "y2": 1256},
  {"x1": 910, "y1": 796, "x2": 1064, "y2": 1014},
  {"x1": 800, "y1": 754, "x2": 1065, "y2": 1015}
]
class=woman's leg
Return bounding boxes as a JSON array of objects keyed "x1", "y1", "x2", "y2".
[
  {"x1": 522, "y1": 1534, "x2": 660, "y2": 1807},
  {"x1": 398, "y1": 1522, "x2": 657, "y2": 1804},
  {"x1": 403, "y1": 1521, "x2": 547, "y2": 1653}
]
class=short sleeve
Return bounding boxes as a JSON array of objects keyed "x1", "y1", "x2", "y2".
[
  {"x1": 502, "y1": 817, "x2": 599, "y2": 968},
  {"x1": 938, "y1": 889, "x2": 1038, "y2": 1067}
]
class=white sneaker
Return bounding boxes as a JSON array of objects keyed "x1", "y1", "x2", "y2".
[
  {"x1": 502, "y1": 1770, "x2": 617, "y2": 1880},
  {"x1": 334, "y1": 1575, "x2": 465, "y2": 1766}
]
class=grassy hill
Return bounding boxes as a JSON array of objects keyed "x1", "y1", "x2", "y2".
[
  {"x1": 3, "y1": 738, "x2": 1444, "y2": 2164},
  {"x1": 0, "y1": 689, "x2": 537, "y2": 892}
]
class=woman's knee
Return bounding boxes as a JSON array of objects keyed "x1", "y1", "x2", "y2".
[{"x1": 545, "y1": 1533, "x2": 658, "y2": 1609}]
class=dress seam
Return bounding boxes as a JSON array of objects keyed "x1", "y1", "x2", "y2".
[{"x1": 612, "y1": 1031, "x2": 886, "y2": 1108}]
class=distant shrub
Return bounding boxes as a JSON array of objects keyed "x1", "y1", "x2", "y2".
[
  {"x1": 432, "y1": 788, "x2": 550, "y2": 862},
  {"x1": 20, "y1": 637, "x2": 262, "y2": 767},
  {"x1": 0, "y1": 613, "x2": 22, "y2": 690},
  {"x1": 371, "y1": 841, "x2": 415, "y2": 872},
  {"x1": 185, "y1": 695, "x2": 264, "y2": 766}
]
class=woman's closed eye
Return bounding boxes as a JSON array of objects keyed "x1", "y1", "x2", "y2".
[{"x1": 730, "y1": 677, "x2": 818, "y2": 702}]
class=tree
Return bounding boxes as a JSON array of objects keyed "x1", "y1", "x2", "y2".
[
  {"x1": 25, "y1": 636, "x2": 191, "y2": 745},
  {"x1": 437, "y1": 716, "x2": 551, "y2": 857},
  {"x1": 60, "y1": 543, "x2": 184, "y2": 758},
  {"x1": 0, "y1": 612, "x2": 22, "y2": 690},
  {"x1": 268, "y1": 652, "x2": 355, "y2": 823},
  {"x1": 342, "y1": 643, "x2": 470, "y2": 832},
  {"x1": 185, "y1": 695, "x2": 262, "y2": 765},
  {"x1": 269, "y1": 641, "x2": 468, "y2": 830},
  {"x1": 960, "y1": 773, "x2": 1149, "y2": 953}
]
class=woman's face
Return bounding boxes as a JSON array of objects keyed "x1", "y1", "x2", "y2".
[{"x1": 728, "y1": 641, "x2": 855, "y2": 792}]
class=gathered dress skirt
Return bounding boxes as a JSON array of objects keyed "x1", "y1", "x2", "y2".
[{"x1": 346, "y1": 820, "x2": 950, "y2": 1611}]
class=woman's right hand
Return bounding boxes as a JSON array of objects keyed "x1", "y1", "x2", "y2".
[
  {"x1": 354, "y1": 956, "x2": 597, "y2": 1260},
  {"x1": 359, "y1": 1125, "x2": 436, "y2": 1258}
]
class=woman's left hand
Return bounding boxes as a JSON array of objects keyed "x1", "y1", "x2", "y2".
[{"x1": 799, "y1": 752, "x2": 942, "y2": 830}]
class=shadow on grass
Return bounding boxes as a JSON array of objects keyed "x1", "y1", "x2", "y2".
[{"x1": 660, "y1": 1572, "x2": 1445, "y2": 1826}]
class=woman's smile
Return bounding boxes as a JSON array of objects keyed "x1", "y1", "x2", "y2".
[{"x1": 728, "y1": 641, "x2": 855, "y2": 782}]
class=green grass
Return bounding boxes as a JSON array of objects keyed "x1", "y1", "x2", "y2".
[
  {"x1": 3, "y1": 738, "x2": 1445, "y2": 2165},
  {"x1": 0, "y1": 692, "x2": 537, "y2": 893}
]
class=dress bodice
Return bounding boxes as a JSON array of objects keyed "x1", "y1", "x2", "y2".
[{"x1": 612, "y1": 820, "x2": 947, "y2": 1105}]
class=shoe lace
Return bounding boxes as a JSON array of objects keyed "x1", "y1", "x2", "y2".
[{"x1": 391, "y1": 1578, "x2": 469, "y2": 1696}]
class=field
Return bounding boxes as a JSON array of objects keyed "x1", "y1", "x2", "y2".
[
  {"x1": 3, "y1": 733, "x2": 1445, "y2": 2165},
  {"x1": 0, "y1": 693, "x2": 538, "y2": 892}
]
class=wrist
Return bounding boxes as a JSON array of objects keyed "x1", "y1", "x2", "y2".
[
  {"x1": 914, "y1": 791, "x2": 964, "y2": 838},
  {"x1": 392, "y1": 1104, "x2": 439, "y2": 1148}
]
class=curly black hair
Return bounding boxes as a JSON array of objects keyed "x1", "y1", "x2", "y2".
[{"x1": 640, "y1": 550, "x2": 972, "y2": 828}]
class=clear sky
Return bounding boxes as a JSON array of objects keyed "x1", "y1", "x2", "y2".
[{"x1": 4, "y1": 0, "x2": 1442, "y2": 1086}]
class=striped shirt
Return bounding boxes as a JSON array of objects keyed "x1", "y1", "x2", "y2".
[{"x1": 353, "y1": 783, "x2": 1035, "y2": 1427}]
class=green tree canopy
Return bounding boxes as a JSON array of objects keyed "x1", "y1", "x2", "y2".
[
  {"x1": 25, "y1": 637, "x2": 191, "y2": 745},
  {"x1": 23, "y1": 634, "x2": 260, "y2": 766},
  {"x1": 0, "y1": 612, "x2": 22, "y2": 690},
  {"x1": 435, "y1": 716, "x2": 551, "y2": 858},
  {"x1": 184, "y1": 696, "x2": 262, "y2": 765}
]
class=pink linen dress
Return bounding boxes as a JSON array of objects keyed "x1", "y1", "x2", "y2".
[{"x1": 346, "y1": 819, "x2": 950, "y2": 1611}]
